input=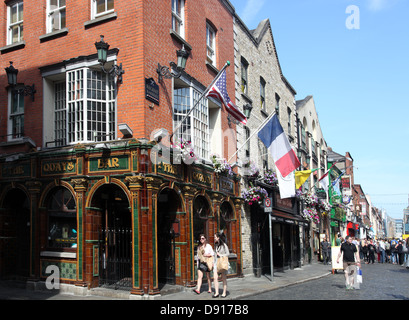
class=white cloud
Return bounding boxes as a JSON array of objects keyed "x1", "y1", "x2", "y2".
[{"x1": 240, "y1": 0, "x2": 266, "y2": 26}]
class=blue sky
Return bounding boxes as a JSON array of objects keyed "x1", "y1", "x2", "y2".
[{"x1": 230, "y1": 0, "x2": 409, "y2": 219}]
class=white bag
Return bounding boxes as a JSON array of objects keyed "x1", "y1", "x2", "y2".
[{"x1": 356, "y1": 267, "x2": 363, "y2": 284}]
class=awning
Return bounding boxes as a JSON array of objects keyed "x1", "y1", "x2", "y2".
[{"x1": 270, "y1": 210, "x2": 308, "y2": 226}]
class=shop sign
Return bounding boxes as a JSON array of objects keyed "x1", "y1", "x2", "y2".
[
  {"x1": 89, "y1": 155, "x2": 129, "y2": 172},
  {"x1": 41, "y1": 159, "x2": 76, "y2": 176},
  {"x1": 145, "y1": 77, "x2": 159, "y2": 105},
  {"x1": 219, "y1": 176, "x2": 234, "y2": 194},
  {"x1": 156, "y1": 162, "x2": 182, "y2": 179},
  {"x1": 191, "y1": 170, "x2": 213, "y2": 188},
  {"x1": 341, "y1": 176, "x2": 351, "y2": 190},
  {"x1": 1, "y1": 161, "x2": 31, "y2": 178}
]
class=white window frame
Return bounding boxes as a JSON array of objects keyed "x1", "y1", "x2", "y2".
[
  {"x1": 173, "y1": 81, "x2": 209, "y2": 161},
  {"x1": 7, "y1": 0, "x2": 24, "y2": 45},
  {"x1": 91, "y1": 0, "x2": 114, "y2": 20},
  {"x1": 47, "y1": 0, "x2": 66, "y2": 33},
  {"x1": 172, "y1": 0, "x2": 185, "y2": 38},
  {"x1": 8, "y1": 90, "x2": 24, "y2": 141},
  {"x1": 42, "y1": 58, "x2": 118, "y2": 147},
  {"x1": 206, "y1": 23, "x2": 216, "y2": 66}
]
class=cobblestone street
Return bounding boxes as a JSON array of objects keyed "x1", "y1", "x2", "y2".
[{"x1": 243, "y1": 262, "x2": 409, "y2": 300}]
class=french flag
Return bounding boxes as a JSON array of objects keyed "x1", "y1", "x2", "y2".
[{"x1": 258, "y1": 113, "x2": 300, "y2": 177}]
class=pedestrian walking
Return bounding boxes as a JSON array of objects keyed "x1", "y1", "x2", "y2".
[
  {"x1": 391, "y1": 238, "x2": 398, "y2": 264},
  {"x1": 396, "y1": 240, "x2": 404, "y2": 266},
  {"x1": 379, "y1": 239, "x2": 385, "y2": 263},
  {"x1": 213, "y1": 232, "x2": 229, "y2": 298},
  {"x1": 361, "y1": 239, "x2": 368, "y2": 264},
  {"x1": 337, "y1": 235, "x2": 361, "y2": 290},
  {"x1": 194, "y1": 234, "x2": 214, "y2": 295},
  {"x1": 385, "y1": 240, "x2": 391, "y2": 263},
  {"x1": 321, "y1": 235, "x2": 331, "y2": 265},
  {"x1": 367, "y1": 240, "x2": 376, "y2": 264}
]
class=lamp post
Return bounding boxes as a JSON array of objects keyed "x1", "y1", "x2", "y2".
[
  {"x1": 157, "y1": 45, "x2": 190, "y2": 83},
  {"x1": 5, "y1": 61, "x2": 36, "y2": 101},
  {"x1": 94, "y1": 35, "x2": 125, "y2": 83},
  {"x1": 243, "y1": 103, "x2": 253, "y2": 119}
]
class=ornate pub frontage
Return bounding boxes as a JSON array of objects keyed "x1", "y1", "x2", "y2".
[{"x1": 0, "y1": 140, "x2": 243, "y2": 296}]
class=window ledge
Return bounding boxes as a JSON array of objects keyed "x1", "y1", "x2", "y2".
[
  {"x1": 241, "y1": 92, "x2": 253, "y2": 104},
  {"x1": 39, "y1": 28, "x2": 69, "y2": 42},
  {"x1": 84, "y1": 12, "x2": 117, "y2": 28},
  {"x1": 0, "y1": 41, "x2": 25, "y2": 54},
  {"x1": 205, "y1": 61, "x2": 219, "y2": 74},
  {"x1": 169, "y1": 29, "x2": 192, "y2": 51}
]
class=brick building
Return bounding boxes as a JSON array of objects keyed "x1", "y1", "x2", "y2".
[{"x1": 0, "y1": 0, "x2": 244, "y2": 297}]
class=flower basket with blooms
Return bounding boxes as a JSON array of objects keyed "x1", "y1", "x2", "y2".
[
  {"x1": 172, "y1": 138, "x2": 197, "y2": 162},
  {"x1": 302, "y1": 207, "x2": 320, "y2": 224},
  {"x1": 242, "y1": 160, "x2": 260, "y2": 179},
  {"x1": 241, "y1": 186, "x2": 268, "y2": 206},
  {"x1": 319, "y1": 199, "x2": 332, "y2": 213},
  {"x1": 210, "y1": 154, "x2": 233, "y2": 176},
  {"x1": 263, "y1": 169, "x2": 278, "y2": 185}
]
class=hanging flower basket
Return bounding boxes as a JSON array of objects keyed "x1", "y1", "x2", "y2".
[
  {"x1": 172, "y1": 138, "x2": 197, "y2": 162},
  {"x1": 263, "y1": 169, "x2": 278, "y2": 185},
  {"x1": 210, "y1": 154, "x2": 233, "y2": 176},
  {"x1": 319, "y1": 199, "x2": 332, "y2": 213},
  {"x1": 302, "y1": 207, "x2": 320, "y2": 224},
  {"x1": 241, "y1": 186, "x2": 268, "y2": 206},
  {"x1": 243, "y1": 160, "x2": 261, "y2": 179},
  {"x1": 301, "y1": 192, "x2": 319, "y2": 207}
]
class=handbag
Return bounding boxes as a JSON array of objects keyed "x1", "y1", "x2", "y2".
[
  {"x1": 198, "y1": 261, "x2": 209, "y2": 272},
  {"x1": 217, "y1": 256, "x2": 229, "y2": 273},
  {"x1": 204, "y1": 256, "x2": 214, "y2": 271}
]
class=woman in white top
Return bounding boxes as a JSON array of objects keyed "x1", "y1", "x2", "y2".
[
  {"x1": 194, "y1": 234, "x2": 214, "y2": 294},
  {"x1": 213, "y1": 232, "x2": 229, "y2": 298}
]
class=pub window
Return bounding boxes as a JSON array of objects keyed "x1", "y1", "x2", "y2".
[
  {"x1": 241, "y1": 57, "x2": 248, "y2": 95},
  {"x1": 46, "y1": 187, "x2": 77, "y2": 249},
  {"x1": 47, "y1": 0, "x2": 66, "y2": 33},
  {"x1": 171, "y1": 0, "x2": 185, "y2": 38},
  {"x1": 206, "y1": 22, "x2": 216, "y2": 66},
  {"x1": 9, "y1": 90, "x2": 24, "y2": 140},
  {"x1": 91, "y1": 0, "x2": 114, "y2": 20},
  {"x1": 219, "y1": 202, "x2": 233, "y2": 250},
  {"x1": 7, "y1": 0, "x2": 24, "y2": 45},
  {"x1": 43, "y1": 65, "x2": 116, "y2": 147},
  {"x1": 193, "y1": 196, "x2": 210, "y2": 253}
]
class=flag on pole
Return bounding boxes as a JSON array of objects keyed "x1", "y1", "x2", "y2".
[
  {"x1": 295, "y1": 169, "x2": 319, "y2": 190},
  {"x1": 206, "y1": 69, "x2": 247, "y2": 125},
  {"x1": 319, "y1": 163, "x2": 336, "y2": 192},
  {"x1": 258, "y1": 113, "x2": 300, "y2": 177},
  {"x1": 277, "y1": 171, "x2": 295, "y2": 199}
]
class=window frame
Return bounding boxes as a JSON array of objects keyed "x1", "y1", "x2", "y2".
[
  {"x1": 240, "y1": 57, "x2": 248, "y2": 95},
  {"x1": 260, "y1": 77, "x2": 266, "y2": 110},
  {"x1": 91, "y1": 0, "x2": 114, "y2": 20},
  {"x1": 46, "y1": 0, "x2": 66, "y2": 33},
  {"x1": 206, "y1": 22, "x2": 216, "y2": 66},
  {"x1": 7, "y1": 0, "x2": 24, "y2": 45},
  {"x1": 171, "y1": 0, "x2": 185, "y2": 38},
  {"x1": 8, "y1": 90, "x2": 24, "y2": 141}
]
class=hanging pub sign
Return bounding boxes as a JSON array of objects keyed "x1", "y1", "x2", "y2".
[
  {"x1": 341, "y1": 176, "x2": 351, "y2": 190},
  {"x1": 145, "y1": 77, "x2": 159, "y2": 105}
]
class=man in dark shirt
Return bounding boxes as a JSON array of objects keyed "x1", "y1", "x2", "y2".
[{"x1": 337, "y1": 235, "x2": 361, "y2": 289}]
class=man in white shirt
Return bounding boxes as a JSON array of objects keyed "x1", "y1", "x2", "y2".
[{"x1": 379, "y1": 239, "x2": 385, "y2": 263}]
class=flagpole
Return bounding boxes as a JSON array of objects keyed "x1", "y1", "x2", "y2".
[
  {"x1": 169, "y1": 61, "x2": 231, "y2": 144},
  {"x1": 227, "y1": 111, "x2": 276, "y2": 163}
]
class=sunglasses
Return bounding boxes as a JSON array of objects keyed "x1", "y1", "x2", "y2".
[{"x1": 200, "y1": 237, "x2": 206, "y2": 240}]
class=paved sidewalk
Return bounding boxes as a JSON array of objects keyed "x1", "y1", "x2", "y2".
[{"x1": 0, "y1": 262, "x2": 332, "y2": 300}]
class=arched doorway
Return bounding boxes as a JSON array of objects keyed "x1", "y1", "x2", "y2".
[
  {"x1": 90, "y1": 184, "x2": 132, "y2": 289},
  {"x1": 0, "y1": 188, "x2": 30, "y2": 280},
  {"x1": 157, "y1": 188, "x2": 182, "y2": 285}
]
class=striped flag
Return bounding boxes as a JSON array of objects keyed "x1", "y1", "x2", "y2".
[
  {"x1": 258, "y1": 113, "x2": 300, "y2": 177},
  {"x1": 206, "y1": 70, "x2": 247, "y2": 125}
]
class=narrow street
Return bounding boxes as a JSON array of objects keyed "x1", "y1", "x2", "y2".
[{"x1": 242, "y1": 262, "x2": 409, "y2": 300}]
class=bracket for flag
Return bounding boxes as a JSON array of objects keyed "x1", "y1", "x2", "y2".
[{"x1": 169, "y1": 61, "x2": 231, "y2": 144}]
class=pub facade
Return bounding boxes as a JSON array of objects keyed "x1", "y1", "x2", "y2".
[{"x1": 0, "y1": 0, "x2": 242, "y2": 296}]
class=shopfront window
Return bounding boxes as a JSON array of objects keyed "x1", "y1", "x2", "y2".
[
  {"x1": 47, "y1": 187, "x2": 77, "y2": 249},
  {"x1": 219, "y1": 201, "x2": 233, "y2": 249}
]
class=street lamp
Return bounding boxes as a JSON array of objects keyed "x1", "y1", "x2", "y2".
[
  {"x1": 243, "y1": 103, "x2": 253, "y2": 119},
  {"x1": 94, "y1": 35, "x2": 125, "y2": 83},
  {"x1": 5, "y1": 61, "x2": 36, "y2": 101},
  {"x1": 157, "y1": 45, "x2": 190, "y2": 83}
]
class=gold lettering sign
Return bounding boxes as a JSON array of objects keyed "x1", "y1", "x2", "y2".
[
  {"x1": 192, "y1": 172, "x2": 212, "y2": 186},
  {"x1": 98, "y1": 158, "x2": 120, "y2": 169},
  {"x1": 43, "y1": 161, "x2": 75, "y2": 173}
]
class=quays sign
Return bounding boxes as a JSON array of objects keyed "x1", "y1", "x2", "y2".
[{"x1": 41, "y1": 159, "x2": 76, "y2": 176}]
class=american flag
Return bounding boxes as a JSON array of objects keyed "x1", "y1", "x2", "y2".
[{"x1": 206, "y1": 70, "x2": 247, "y2": 125}]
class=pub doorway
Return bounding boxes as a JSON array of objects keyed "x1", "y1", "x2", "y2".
[
  {"x1": 91, "y1": 184, "x2": 132, "y2": 289},
  {"x1": 0, "y1": 188, "x2": 30, "y2": 280},
  {"x1": 157, "y1": 188, "x2": 182, "y2": 286}
]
